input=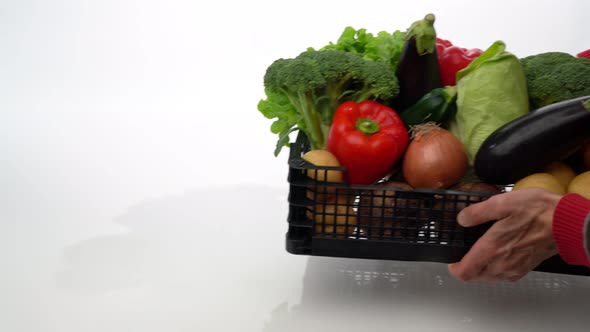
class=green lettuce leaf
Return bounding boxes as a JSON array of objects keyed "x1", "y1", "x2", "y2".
[{"x1": 311, "y1": 27, "x2": 406, "y2": 72}]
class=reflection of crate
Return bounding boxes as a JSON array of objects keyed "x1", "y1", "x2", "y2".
[{"x1": 286, "y1": 132, "x2": 590, "y2": 276}]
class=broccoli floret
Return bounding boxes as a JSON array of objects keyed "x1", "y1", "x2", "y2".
[
  {"x1": 520, "y1": 52, "x2": 590, "y2": 110},
  {"x1": 259, "y1": 49, "x2": 399, "y2": 155}
]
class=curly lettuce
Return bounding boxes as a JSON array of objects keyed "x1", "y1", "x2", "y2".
[{"x1": 310, "y1": 26, "x2": 406, "y2": 73}]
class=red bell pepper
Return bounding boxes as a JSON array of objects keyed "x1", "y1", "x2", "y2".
[
  {"x1": 326, "y1": 100, "x2": 409, "y2": 185},
  {"x1": 436, "y1": 38, "x2": 483, "y2": 86},
  {"x1": 577, "y1": 49, "x2": 590, "y2": 59}
]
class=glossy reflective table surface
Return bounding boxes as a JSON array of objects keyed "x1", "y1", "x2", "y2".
[{"x1": 3, "y1": 181, "x2": 590, "y2": 331}]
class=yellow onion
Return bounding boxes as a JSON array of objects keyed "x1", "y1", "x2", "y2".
[{"x1": 402, "y1": 122, "x2": 468, "y2": 189}]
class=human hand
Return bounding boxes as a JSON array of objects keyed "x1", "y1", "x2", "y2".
[{"x1": 448, "y1": 188, "x2": 561, "y2": 283}]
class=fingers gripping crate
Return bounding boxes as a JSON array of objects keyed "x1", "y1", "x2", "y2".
[{"x1": 285, "y1": 132, "x2": 590, "y2": 276}]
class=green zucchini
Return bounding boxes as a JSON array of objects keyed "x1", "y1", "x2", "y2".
[{"x1": 399, "y1": 86, "x2": 457, "y2": 128}]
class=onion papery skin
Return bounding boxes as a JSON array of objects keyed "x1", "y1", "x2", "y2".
[{"x1": 402, "y1": 124, "x2": 469, "y2": 189}]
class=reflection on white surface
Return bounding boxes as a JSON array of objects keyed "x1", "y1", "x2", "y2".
[
  {"x1": 3, "y1": 180, "x2": 590, "y2": 332},
  {"x1": 265, "y1": 257, "x2": 590, "y2": 332},
  {"x1": 46, "y1": 185, "x2": 307, "y2": 332},
  {"x1": 54, "y1": 185, "x2": 589, "y2": 332}
]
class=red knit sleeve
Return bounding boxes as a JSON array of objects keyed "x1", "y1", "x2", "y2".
[{"x1": 552, "y1": 193, "x2": 590, "y2": 267}]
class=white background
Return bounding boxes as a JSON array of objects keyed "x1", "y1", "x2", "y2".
[{"x1": 2, "y1": 1, "x2": 590, "y2": 331}]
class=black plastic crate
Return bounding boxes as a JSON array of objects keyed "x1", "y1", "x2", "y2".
[{"x1": 286, "y1": 132, "x2": 590, "y2": 277}]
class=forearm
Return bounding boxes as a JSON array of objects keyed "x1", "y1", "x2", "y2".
[{"x1": 553, "y1": 194, "x2": 590, "y2": 267}]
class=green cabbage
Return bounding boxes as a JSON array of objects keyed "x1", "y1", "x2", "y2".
[{"x1": 449, "y1": 41, "x2": 530, "y2": 165}]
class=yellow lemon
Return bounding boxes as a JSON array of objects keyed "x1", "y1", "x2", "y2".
[
  {"x1": 513, "y1": 173, "x2": 566, "y2": 195},
  {"x1": 567, "y1": 171, "x2": 590, "y2": 199},
  {"x1": 542, "y1": 161, "x2": 577, "y2": 189}
]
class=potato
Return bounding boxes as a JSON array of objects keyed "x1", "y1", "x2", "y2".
[
  {"x1": 302, "y1": 150, "x2": 344, "y2": 202},
  {"x1": 440, "y1": 181, "x2": 502, "y2": 222},
  {"x1": 357, "y1": 181, "x2": 416, "y2": 237},
  {"x1": 513, "y1": 173, "x2": 566, "y2": 195},
  {"x1": 449, "y1": 181, "x2": 502, "y2": 193},
  {"x1": 302, "y1": 150, "x2": 343, "y2": 182},
  {"x1": 567, "y1": 171, "x2": 590, "y2": 199},
  {"x1": 542, "y1": 161, "x2": 577, "y2": 189},
  {"x1": 306, "y1": 196, "x2": 357, "y2": 238}
]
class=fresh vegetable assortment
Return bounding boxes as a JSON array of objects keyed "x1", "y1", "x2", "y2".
[
  {"x1": 436, "y1": 38, "x2": 482, "y2": 86},
  {"x1": 258, "y1": 12, "x2": 590, "y2": 200},
  {"x1": 448, "y1": 40, "x2": 530, "y2": 165},
  {"x1": 520, "y1": 52, "x2": 590, "y2": 110},
  {"x1": 474, "y1": 96, "x2": 590, "y2": 185},
  {"x1": 258, "y1": 49, "x2": 399, "y2": 156},
  {"x1": 399, "y1": 85, "x2": 457, "y2": 128},
  {"x1": 577, "y1": 49, "x2": 590, "y2": 59},
  {"x1": 402, "y1": 122, "x2": 468, "y2": 189},
  {"x1": 394, "y1": 14, "x2": 442, "y2": 111},
  {"x1": 326, "y1": 100, "x2": 409, "y2": 185},
  {"x1": 311, "y1": 26, "x2": 406, "y2": 73}
]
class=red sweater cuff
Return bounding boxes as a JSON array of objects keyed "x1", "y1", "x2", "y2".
[{"x1": 553, "y1": 193, "x2": 590, "y2": 267}]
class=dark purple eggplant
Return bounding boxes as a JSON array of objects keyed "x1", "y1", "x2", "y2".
[
  {"x1": 474, "y1": 96, "x2": 590, "y2": 185},
  {"x1": 393, "y1": 13, "x2": 442, "y2": 111}
]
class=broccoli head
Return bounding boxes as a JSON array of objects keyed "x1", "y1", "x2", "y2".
[
  {"x1": 520, "y1": 52, "x2": 590, "y2": 110},
  {"x1": 259, "y1": 49, "x2": 399, "y2": 155}
]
